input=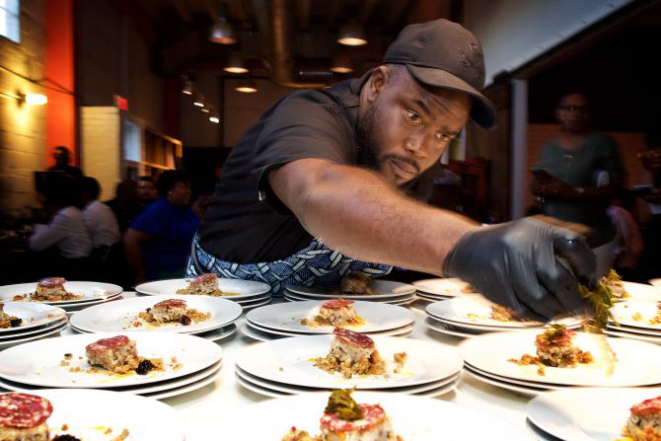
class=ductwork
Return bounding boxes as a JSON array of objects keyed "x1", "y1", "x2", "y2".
[{"x1": 251, "y1": 0, "x2": 327, "y2": 89}]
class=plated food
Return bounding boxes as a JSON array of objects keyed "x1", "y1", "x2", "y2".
[
  {"x1": 313, "y1": 329, "x2": 391, "y2": 379},
  {"x1": 602, "y1": 269, "x2": 629, "y2": 299},
  {"x1": 12, "y1": 278, "x2": 80, "y2": 302},
  {"x1": 175, "y1": 273, "x2": 237, "y2": 297},
  {"x1": 623, "y1": 395, "x2": 661, "y2": 441},
  {"x1": 340, "y1": 273, "x2": 374, "y2": 295},
  {"x1": 83, "y1": 335, "x2": 167, "y2": 376},
  {"x1": 285, "y1": 281, "x2": 415, "y2": 303},
  {"x1": 302, "y1": 299, "x2": 364, "y2": 328},
  {"x1": 0, "y1": 302, "x2": 22, "y2": 329},
  {"x1": 129, "y1": 299, "x2": 210, "y2": 329},
  {"x1": 0, "y1": 392, "x2": 53, "y2": 441},
  {"x1": 281, "y1": 390, "x2": 402, "y2": 441},
  {"x1": 508, "y1": 325, "x2": 594, "y2": 375}
]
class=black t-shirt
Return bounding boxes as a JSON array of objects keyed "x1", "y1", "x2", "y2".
[{"x1": 198, "y1": 74, "x2": 437, "y2": 263}]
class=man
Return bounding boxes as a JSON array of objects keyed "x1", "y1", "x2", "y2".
[
  {"x1": 80, "y1": 177, "x2": 121, "y2": 250},
  {"x1": 48, "y1": 146, "x2": 84, "y2": 180},
  {"x1": 532, "y1": 92, "x2": 624, "y2": 275},
  {"x1": 136, "y1": 176, "x2": 158, "y2": 208},
  {"x1": 192, "y1": 19, "x2": 597, "y2": 319}
]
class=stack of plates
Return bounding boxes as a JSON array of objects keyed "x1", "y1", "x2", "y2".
[
  {"x1": 619, "y1": 281, "x2": 661, "y2": 301},
  {"x1": 16, "y1": 389, "x2": 186, "y2": 441},
  {"x1": 136, "y1": 278, "x2": 272, "y2": 309},
  {"x1": 460, "y1": 330, "x2": 661, "y2": 396},
  {"x1": 412, "y1": 277, "x2": 478, "y2": 301},
  {"x1": 526, "y1": 387, "x2": 661, "y2": 441},
  {"x1": 0, "y1": 303, "x2": 68, "y2": 349},
  {"x1": 234, "y1": 335, "x2": 463, "y2": 397},
  {"x1": 424, "y1": 295, "x2": 581, "y2": 339},
  {"x1": 221, "y1": 392, "x2": 529, "y2": 440},
  {"x1": 241, "y1": 300, "x2": 415, "y2": 341},
  {"x1": 0, "y1": 332, "x2": 223, "y2": 399},
  {"x1": 0, "y1": 281, "x2": 123, "y2": 311},
  {"x1": 69, "y1": 294, "x2": 242, "y2": 342},
  {"x1": 284, "y1": 280, "x2": 416, "y2": 305},
  {"x1": 606, "y1": 300, "x2": 661, "y2": 344}
]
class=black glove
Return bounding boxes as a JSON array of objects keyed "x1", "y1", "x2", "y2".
[{"x1": 442, "y1": 217, "x2": 597, "y2": 320}]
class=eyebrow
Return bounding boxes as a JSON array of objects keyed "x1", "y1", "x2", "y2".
[{"x1": 413, "y1": 98, "x2": 433, "y2": 117}]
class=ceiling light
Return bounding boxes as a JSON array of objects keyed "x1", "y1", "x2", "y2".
[
  {"x1": 337, "y1": 21, "x2": 367, "y2": 46},
  {"x1": 224, "y1": 52, "x2": 249, "y2": 74},
  {"x1": 193, "y1": 92, "x2": 205, "y2": 107},
  {"x1": 25, "y1": 93, "x2": 48, "y2": 105},
  {"x1": 235, "y1": 78, "x2": 258, "y2": 93},
  {"x1": 201, "y1": 106, "x2": 210, "y2": 113},
  {"x1": 209, "y1": 3, "x2": 237, "y2": 45},
  {"x1": 330, "y1": 54, "x2": 354, "y2": 73},
  {"x1": 209, "y1": 111, "x2": 220, "y2": 124},
  {"x1": 181, "y1": 76, "x2": 193, "y2": 95}
]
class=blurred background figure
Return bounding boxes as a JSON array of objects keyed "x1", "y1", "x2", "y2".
[
  {"x1": 124, "y1": 170, "x2": 199, "y2": 283},
  {"x1": 136, "y1": 176, "x2": 158, "y2": 208},
  {"x1": 607, "y1": 194, "x2": 644, "y2": 281},
  {"x1": 80, "y1": 177, "x2": 121, "y2": 275},
  {"x1": 28, "y1": 173, "x2": 91, "y2": 279},
  {"x1": 105, "y1": 179, "x2": 140, "y2": 234},
  {"x1": 47, "y1": 146, "x2": 83, "y2": 180},
  {"x1": 531, "y1": 92, "x2": 624, "y2": 276}
]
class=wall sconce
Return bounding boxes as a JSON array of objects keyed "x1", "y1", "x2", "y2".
[{"x1": 25, "y1": 93, "x2": 48, "y2": 105}]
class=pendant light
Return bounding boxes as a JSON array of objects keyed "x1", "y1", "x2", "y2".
[
  {"x1": 235, "y1": 78, "x2": 258, "y2": 93},
  {"x1": 337, "y1": 21, "x2": 367, "y2": 46},
  {"x1": 330, "y1": 54, "x2": 354, "y2": 73},
  {"x1": 224, "y1": 52, "x2": 249, "y2": 74},
  {"x1": 209, "y1": 3, "x2": 237, "y2": 45},
  {"x1": 181, "y1": 76, "x2": 193, "y2": 95}
]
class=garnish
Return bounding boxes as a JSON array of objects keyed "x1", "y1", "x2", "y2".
[
  {"x1": 324, "y1": 390, "x2": 363, "y2": 421},
  {"x1": 579, "y1": 280, "x2": 618, "y2": 375}
]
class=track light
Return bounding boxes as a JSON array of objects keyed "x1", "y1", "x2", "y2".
[{"x1": 337, "y1": 21, "x2": 367, "y2": 46}]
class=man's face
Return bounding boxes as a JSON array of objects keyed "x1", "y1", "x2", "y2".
[
  {"x1": 136, "y1": 180, "x2": 158, "y2": 202},
  {"x1": 356, "y1": 66, "x2": 472, "y2": 186},
  {"x1": 555, "y1": 94, "x2": 590, "y2": 133},
  {"x1": 53, "y1": 148, "x2": 70, "y2": 167}
]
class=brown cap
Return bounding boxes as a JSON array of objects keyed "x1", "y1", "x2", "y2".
[{"x1": 383, "y1": 19, "x2": 496, "y2": 129}]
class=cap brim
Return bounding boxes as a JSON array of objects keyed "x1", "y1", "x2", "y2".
[{"x1": 405, "y1": 64, "x2": 496, "y2": 129}]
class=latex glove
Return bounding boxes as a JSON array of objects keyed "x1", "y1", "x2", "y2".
[{"x1": 443, "y1": 217, "x2": 597, "y2": 320}]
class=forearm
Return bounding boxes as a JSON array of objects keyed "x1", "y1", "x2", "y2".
[
  {"x1": 29, "y1": 224, "x2": 63, "y2": 251},
  {"x1": 271, "y1": 160, "x2": 479, "y2": 274},
  {"x1": 124, "y1": 230, "x2": 148, "y2": 281}
]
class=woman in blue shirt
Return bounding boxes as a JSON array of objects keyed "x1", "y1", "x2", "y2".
[{"x1": 125, "y1": 170, "x2": 200, "y2": 282}]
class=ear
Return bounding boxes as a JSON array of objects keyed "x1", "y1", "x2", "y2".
[{"x1": 363, "y1": 66, "x2": 392, "y2": 104}]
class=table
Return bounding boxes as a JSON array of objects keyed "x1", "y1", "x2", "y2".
[{"x1": 155, "y1": 297, "x2": 538, "y2": 440}]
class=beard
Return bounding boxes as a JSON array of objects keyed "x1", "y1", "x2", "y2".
[{"x1": 355, "y1": 102, "x2": 380, "y2": 170}]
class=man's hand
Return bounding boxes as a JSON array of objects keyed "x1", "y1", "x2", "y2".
[
  {"x1": 531, "y1": 171, "x2": 578, "y2": 199},
  {"x1": 443, "y1": 217, "x2": 597, "y2": 320}
]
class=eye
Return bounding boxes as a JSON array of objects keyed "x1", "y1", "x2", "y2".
[
  {"x1": 436, "y1": 133, "x2": 451, "y2": 143},
  {"x1": 406, "y1": 109, "x2": 422, "y2": 125}
]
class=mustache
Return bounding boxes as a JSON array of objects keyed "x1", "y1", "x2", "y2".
[{"x1": 381, "y1": 154, "x2": 421, "y2": 174}]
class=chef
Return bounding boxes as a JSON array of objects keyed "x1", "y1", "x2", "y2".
[{"x1": 190, "y1": 19, "x2": 596, "y2": 319}]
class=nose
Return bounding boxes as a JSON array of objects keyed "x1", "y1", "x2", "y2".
[{"x1": 403, "y1": 133, "x2": 429, "y2": 159}]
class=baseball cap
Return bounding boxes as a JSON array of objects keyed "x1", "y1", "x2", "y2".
[{"x1": 383, "y1": 19, "x2": 496, "y2": 129}]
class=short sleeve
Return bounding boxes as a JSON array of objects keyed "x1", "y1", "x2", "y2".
[
  {"x1": 595, "y1": 133, "x2": 625, "y2": 182},
  {"x1": 130, "y1": 203, "x2": 162, "y2": 235},
  {"x1": 252, "y1": 91, "x2": 353, "y2": 213}
]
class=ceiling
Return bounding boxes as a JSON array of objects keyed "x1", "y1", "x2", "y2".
[{"x1": 133, "y1": 0, "x2": 455, "y2": 85}]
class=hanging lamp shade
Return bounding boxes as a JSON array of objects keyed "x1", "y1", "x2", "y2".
[
  {"x1": 235, "y1": 78, "x2": 258, "y2": 93},
  {"x1": 330, "y1": 53, "x2": 354, "y2": 73},
  {"x1": 193, "y1": 92, "x2": 205, "y2": 107},
  {"x1": 209, "y1": 4, "x2": 237, "y2": 44},
  {"x1": 337, "y1": 21, "x2": 367, "y2": 46},
  {"x1": 224, "y1": 52, "x2": 249, "y2": 74},
  {"x1": 181, "y1": 76, "x2": 193, "y2": 95}
]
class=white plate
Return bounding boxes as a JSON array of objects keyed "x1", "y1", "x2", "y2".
[
  {"x1": 67, "y1": 322, "x2": 238, "y2": 343},
  {"x1": 70, "y1": 295, "x2": 242, "y2": 334},
  {"x1": 236, "y1": 335, "x2": 462, "y2": 389},
  {"x1": 649, "y1": 278, "x2": 661, "y2": 287},
  {"x1": 241, "y1": 322, "x2": 412, "y2": 342},
  {"x1": 460, "y1": 330, "x2": 661, "y2": 387},
  {"x1": 0, "y1": 321, "x2": 68, "y2": 349},
  {"x1": 136, "y1": 278, "x2": 270, "y2": 299},
  {"x1": 145, "y1": 363, "x2": 222, "y2": 400},
  {"x1": 610, "y1": 300, "x2": 661, "y2": 332},
  {"x1": 0, "y1": 302, "x2": 67, "y2": 334},
  {"x1": 603, "y1": 327, "x2": 661, "y2": 344},
  {"x1": 285, "y1": 280, "x2": 415, "y2": 299},
  {"x1": 424, "y1": 317, "x2": 479, "y2": 339},
  {"x1": 221, "y1": 391, "x2": 529, "y2": 440},
  {"x1": 246, "y1": 319, "x2": 413, "y2": 338},
  {"x1": 57, "y1": 294, "x2": 124, "y2": 312},
  {"x1": 0, "y1": 281, "x2": 122, "y2": 304},
  {"x1": 415, "y1": 292, "x2": 452, "y2": 301},
  {"x1": 0, "y1": 317, "x2": 68, "y2": 341},
  {"x1": 412, "y1": 278, "x2": 477, "y2": 296},
  {"x1": 527, "y1": 387, "x2": 661, "y2": 441},
  {"x1": 15, "y1": 389, "x2": 186, "y2": 441},
  {"x1": 247, "y1": 300, "x2": 414, "y2": 334},
  {"x1": 620, "y1": 281, "x2": 661, "y2": 301},
  {"x1": 0, "y1": 332, "x2": 222, "y2": 388},
  {"x1": 239, "y1": 298, "x2": 273, "y2": 310},
  {"x1": 284, "y1": 291, "x2": 416, "y2": 304},
  {"x1": 465, "y1": 362, "x2": 566, "y2": 390},
  {"x1": 464, "y1": 368, "x2": 545, "y2": 397},
  {"x1": 426, "y1": 296, "x2": 582, "y2": 329},
  {"x1": 233, "y1": 293, "x2": 271, "y2": 305}
]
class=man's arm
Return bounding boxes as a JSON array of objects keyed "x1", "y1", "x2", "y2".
[
  {"x1": 124, "y1": 228, "x2": 153, "y2": 283},
  {"x1": 269, "y1": 158, "x2": 479, "y2": 274},
  {"x1": 29, "y1": 213, "x2": 68, "y2": 252}
]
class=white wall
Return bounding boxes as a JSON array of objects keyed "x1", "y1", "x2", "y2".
[
  {"x1": 462, "y1": 0, "x2": 633, "y2": 85},
  {"x1": 81, "y1": 107, "x2": 121, "y2": 201}
]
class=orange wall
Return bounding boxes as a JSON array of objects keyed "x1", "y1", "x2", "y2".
[{"x1": 45, "y1": 0, "x2": 76, "y2": 166}]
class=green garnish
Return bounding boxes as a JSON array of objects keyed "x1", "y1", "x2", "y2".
[
  {"x1": 580, "y1": 280, "x2": 616, "y2": 332},
  {"x1": 324, "y1": 390, "x2": 364, "y2": 421},
  {"x1": 543, "y1": 324, "x2": 567, "y2": 340},
  {"x1": 606, "y1": 269, "x2": 622, "y2": 282}
]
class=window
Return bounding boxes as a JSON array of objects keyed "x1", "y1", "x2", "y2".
[
  {"x1": 123, "y1": 119, "x2": 142, "y2": 162},
  {"x1": 0, "y1": 0, "x2": 20, "y2": 43}
]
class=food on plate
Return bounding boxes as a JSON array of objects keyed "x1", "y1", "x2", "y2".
[
  {"x1": 0, "y1": 303, "x2": 22, "y2": 329},
  {"x1": 0, "y1": 392, "x2": 53, "y2": 441},
  {"x1": 313, "y1": 328, "x2": 387, "y2": 379},
  {"x1": 622, "y1": 395, "x2": 661, "y2": 441},
  {"x1": 508, "y1": 325, "x2": 594, "y2": 375},
  {"x1": 340, "y1": 273, "x2": 374, "y2": 295},
  {"x1": 301, "y1": 299, "x2": 364, "y2": 328},
  {"x1": 466, "y1": 304, "x2": 530, "y2": 323},
  {"x1": 176, "y1": 273, "x2": 238, "y2": 297},
  {"x1": 129, "y1": 299, "x2": 211, "y2": 328},
  {"x1": 602, "y1": 269, "x2": 629, "y2": 299},
  {"x1": 13, "y1": 278, "x2": 81, "y2": 302},
  {"x1": 280, "y1": 390, "x2": 402, "y2": 441},
  {"x1": 84, "y1": 335, "x2": 163, "y2": 375}
]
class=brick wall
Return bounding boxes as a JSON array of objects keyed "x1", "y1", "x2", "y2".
[
  {"x1": 80, "y1": 107, "x2": 121, "y2": 201},
  {"x1": 0, "y1": 0, "x2": 46, "y2": 215},
  {"x1": 523, "y1": 124, "x2": 653, "y2": 209}
]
